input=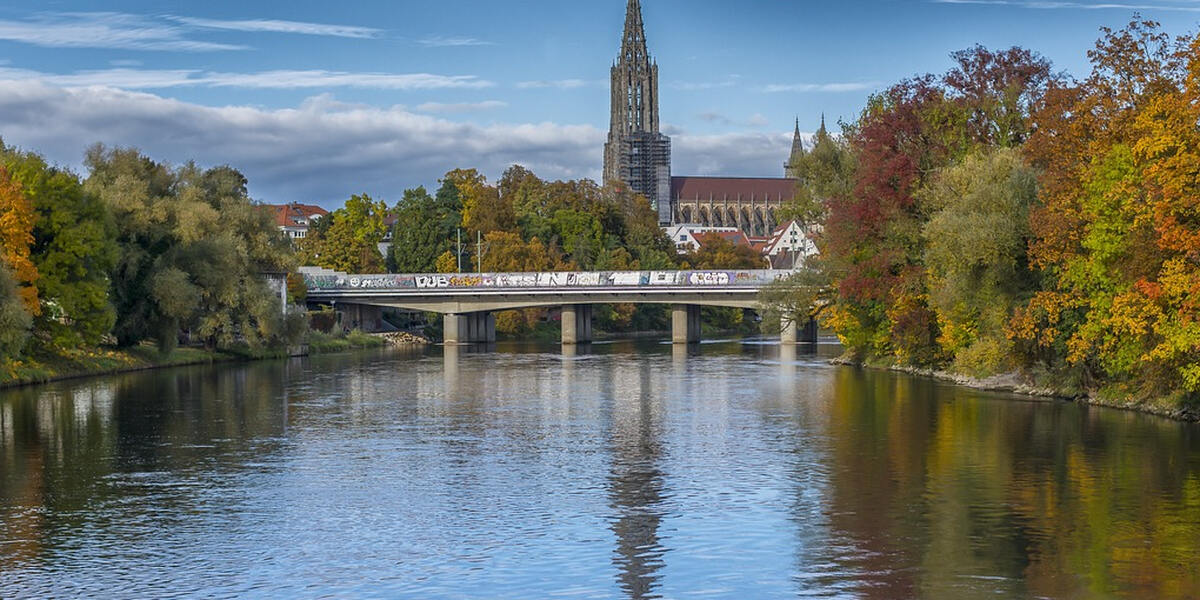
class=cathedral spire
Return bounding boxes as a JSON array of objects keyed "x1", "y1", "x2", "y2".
[
  {"x1": 610, "y1": 0, "x2": 657, "y2": 136},
  {"x1": 786, "y1": 117, "x2": 805, "y2": 178},
  {"x1": 621, "y1": 0, "x2": 648, "y2": 68},
  {"x1": 604, "y1": 0, "x2": 671, "y2": 224}
]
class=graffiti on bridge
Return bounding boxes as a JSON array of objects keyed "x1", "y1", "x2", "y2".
[{"x1": 304, "y1": 270, "x2": 784, "y2": 292}]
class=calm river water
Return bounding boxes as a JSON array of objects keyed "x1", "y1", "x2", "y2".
[{"x1": 2, "y1": 339, "x2": 1199, "y2": 599}]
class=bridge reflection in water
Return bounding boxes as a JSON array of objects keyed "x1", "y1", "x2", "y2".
[{"x1": 303, "y1": 268, "x2": 818, "y2": 346}]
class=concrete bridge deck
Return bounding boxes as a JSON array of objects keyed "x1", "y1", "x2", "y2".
[{"x1": 302, "y1": 268, "x2": 816, "y2": 345}]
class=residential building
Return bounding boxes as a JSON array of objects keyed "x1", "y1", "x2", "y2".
[{"x1": 268, "y1": 203, "x2": 328, "y2": 241}]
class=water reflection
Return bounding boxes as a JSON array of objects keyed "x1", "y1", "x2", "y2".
[
  {"x1": 1, "y1": 341, "x2": 1199, "y2": 598},
  {"x1": 608, "y1": 358, "x2": 667, "y2": 598}
]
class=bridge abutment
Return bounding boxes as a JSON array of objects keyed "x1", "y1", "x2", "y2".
[
  {"x1": 561, "y1": 304, "x2": 593, "y2": 345},
  {"x1": 672, "y1": 304, "x2": 701, "y2": 344}
]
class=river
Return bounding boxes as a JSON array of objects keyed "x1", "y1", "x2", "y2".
[{"x1": 2, "y1": 339, "x2": 1199, "y2": 598}]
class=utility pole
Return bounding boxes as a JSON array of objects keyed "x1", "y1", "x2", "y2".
[
  {"x1": 456, "y1": 228, "x2": 462, "y2": 273},
  {"x1": 476, "y1": 230, "x2": 482, "y2": 272}
]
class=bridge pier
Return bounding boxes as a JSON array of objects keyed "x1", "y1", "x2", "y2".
[
  {"x1": 672, "y1": 304, "x2": 701, "y2": 344},
  {"x1": 561, "y1": 304, "x2": 593, "y2": 345},
  {"x1": 444, "y1": 312, "x2": 495, "y2": 344},
  {"x1": 780, "y1": 315, "x2": 819, "y2": 345}
]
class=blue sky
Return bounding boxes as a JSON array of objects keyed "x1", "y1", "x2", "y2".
[{"x1": 0, "y1": 0, "x2": 1196, "y2": 207}]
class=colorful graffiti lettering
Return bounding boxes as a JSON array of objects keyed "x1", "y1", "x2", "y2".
[{"x1": 306, "y1": 269, "x2": 785, "y2": 292}]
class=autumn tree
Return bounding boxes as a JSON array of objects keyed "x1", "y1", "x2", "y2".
[
  {"x1": 683, "y1": 234, "x2": 764, "y2": 269},
  {"x1": 0, "y1": 166, "x2": 38, "y2": 315},
  {"x1": 820, "y1": 77, "x2": 958, "y2": 363},
  {"x1": 944, "y1": 45, "x2": 1053, "y2": 147},
  {"x1": 300, "y1": 193, "x2": 388, "y2": 273},
  {"x1": 1013, "y1": 20, "x2": 1200, "y2": 399}
]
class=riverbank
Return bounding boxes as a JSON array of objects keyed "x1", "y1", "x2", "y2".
[
  {"x1": 832, "y1": 356, "x2": 1200, "y2": 422},
  {"x1": 0, "y1": 331, "x2": 386, "y2": 390}
]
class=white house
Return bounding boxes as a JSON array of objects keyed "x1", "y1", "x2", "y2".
[
  {"x1": 663, "y1": 224, "x2": 742, "y2": 254},
  {"x1": 761, "y1": 220, "x2": 819, "y2": 269}
]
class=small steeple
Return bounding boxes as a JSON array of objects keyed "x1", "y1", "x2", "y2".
[
  {"x1": 785, "y1": 117, "x2": 806, "y2": 178},
  {"x1": 817, "y1": 113, "x2": 828, "y2": 138}
]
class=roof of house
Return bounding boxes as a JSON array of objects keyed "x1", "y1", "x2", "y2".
[
  {"x1": 695, "y1": 229, "x2": 753, "y2": 248},
  {"x1": 267, "y1": 203, "x2": 328, "y2": 228},
  {"x1": 670, "y1": 176, "x2": 798, "y2": 202}
]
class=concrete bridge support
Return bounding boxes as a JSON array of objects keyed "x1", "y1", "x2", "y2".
[
  {"x1": 672, "y1": 304, "x2": 701, "y2": 344},
  {"x1": 340, "y1": 303, "x2": 385, "y2": 333},
  {"x1": 780, "y1": 316, "x2": 819, "y2": 344},
  {"x1": 444, "y1": 312, "x2": 495, "y2": 345},
  {"x1": 561, "y1": 304, "x2": 594, "y2": 345}
]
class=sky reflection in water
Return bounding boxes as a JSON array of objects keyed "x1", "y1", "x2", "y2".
[{"x1": 2, "y1": 339, "x2": 1199, "y2": 598}]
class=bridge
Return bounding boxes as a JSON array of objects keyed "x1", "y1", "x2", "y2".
[{"x1": 302, "y1": 268, "x2": 816, "y2": 345}]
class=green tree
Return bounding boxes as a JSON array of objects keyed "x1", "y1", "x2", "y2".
[
  {"x1": 85, "y1": 145, "x2": 300, "y2": 352},
  {"x1": 921, "y1": 147, "x2": 1038, "y2": 375},
  {"x1": 782, "y1": 118, "x2": 855, "y2": 229},
  {"x1": 300, "y1": 193, "x2": 388, "y2": 273},
  {"x1": 1, "y1": 143, "x2": 117, "y2": 347},
  {"x1": 0, "y1": 264, "x2": 31, "y2": 360},
  {"x1": 84, "y1": 144, "x2": 176, "y2": 348},
  {"x1": 387, "y1": 186, "x2": 454, "y2": 273}
]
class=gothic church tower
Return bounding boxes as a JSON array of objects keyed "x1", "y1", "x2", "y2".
[{"x1": 604, "y1": 0, "x2": 672, "y2": 224}]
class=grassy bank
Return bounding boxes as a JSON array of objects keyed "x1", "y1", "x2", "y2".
[
  {"x1": 0, "y1": 330, "x2": 387, "y2": 389},
  {"x1": 305, "y1": 330, "x2": 387, "y2": 353}
]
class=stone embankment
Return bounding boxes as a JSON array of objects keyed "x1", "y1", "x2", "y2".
[{"x1": 380, "y1": 331, "x2": 431, "y2": 346}]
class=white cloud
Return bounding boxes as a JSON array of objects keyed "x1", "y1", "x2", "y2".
[
  {"x1": 0, "y1": 12, "x2": 246, "y2": 51},
  {"x1": 109, "y1": 59, "x2": 142, "y2": 67},
  {"x1": 931, "y1": 0, "x2": 1200, "y2": 10},
  {"x1": 0, "y1": 67, "x2": 493, "y2": 90},
  {"x1": 0, "y1": 82, "x2": 796, "y2": 207},
  {"x1": 198, "y1": 70, "x2": 493, "y2": 90},
  {"x1": 416, "y1": 101, "x2": 508, "y2": 113},
  {"x1": 0, "y1": 12, "x2": 384, "y2": 52},
  {"x1": 672, "y1": 131, "x2": 795, "y2": 178},
  {"x1": 417, "y1": 36, "x2": 493, "y2": 47},
  {"x1": 516, "y1": 79, "x2": 599, "y2": 89},
  {"x1": 0, "y1": 81, "x2": 599, "y2": 204},
  {"x1": 169, "y1": 16, "x2": 380, "y2": 38},
  {"x1": 761, "y1": 81, "x2": 881, "y2": 93}
]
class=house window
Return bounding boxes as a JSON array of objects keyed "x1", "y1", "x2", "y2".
[{"x1": 679, "y1": 235, "x2": 687, "y2": 241}]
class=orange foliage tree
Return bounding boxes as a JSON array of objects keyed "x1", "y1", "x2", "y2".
[
  {"x1": 0, "y1": 166, "x2": 38, "y2": 314},
  {"x1": 1012, "y1": 20, "x2": 1200, "y2": 396}
]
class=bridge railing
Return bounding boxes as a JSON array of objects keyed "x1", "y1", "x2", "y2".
[{"x1": 304, "y1": 269, "x2": 791, "y2": 293}]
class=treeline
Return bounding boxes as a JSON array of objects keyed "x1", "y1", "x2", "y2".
[
  {"x1": 0, "y1": 142, "x2": 304, "y2": 366},
  {"x1": 299, "y1": 166, "x2": 764, "y2": 334},
  {"x1": 795, "y1": 19, "x2": 1200, "y2": 406}
]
